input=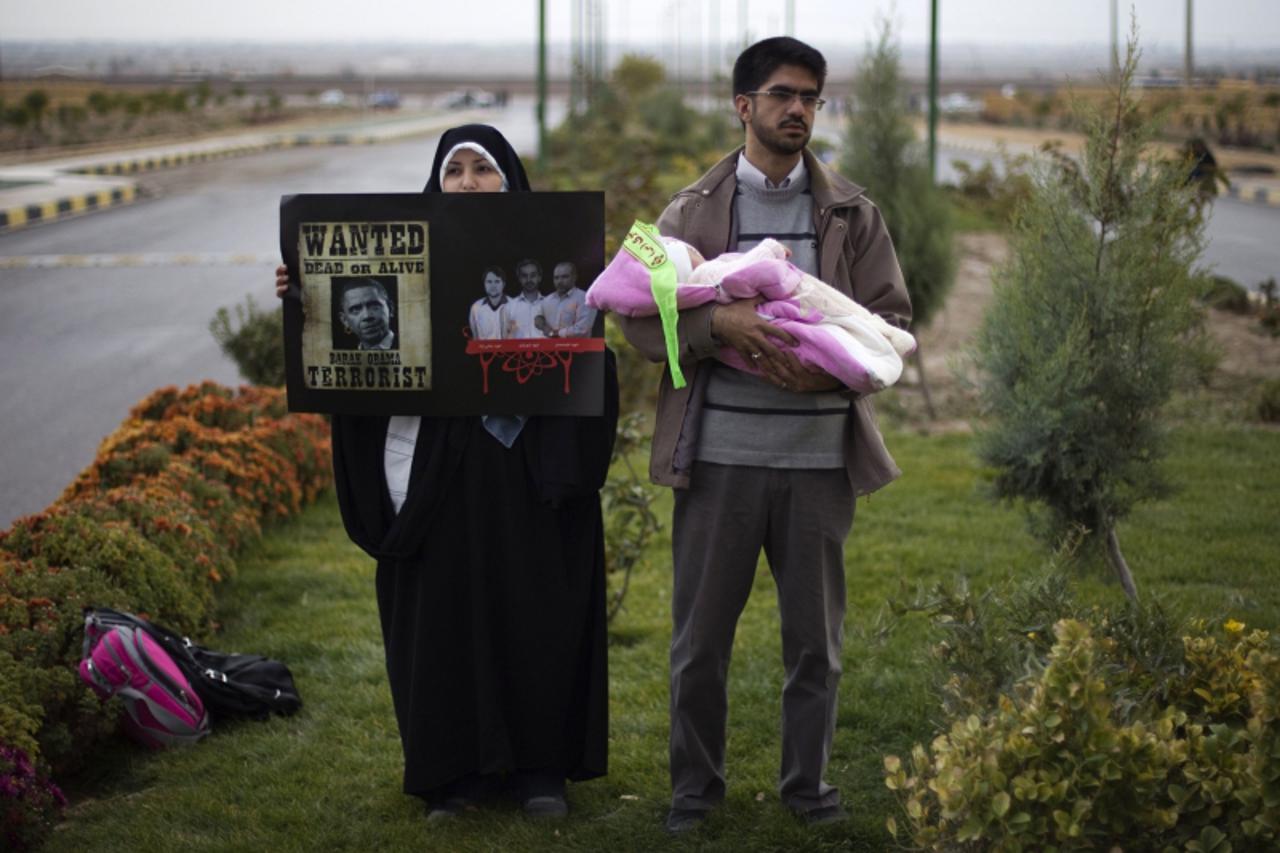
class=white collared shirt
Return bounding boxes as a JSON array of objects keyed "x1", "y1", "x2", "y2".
[
  {"x1": 736, "y1": 153, "x2": 807, "y2": 191},
  {"x1": 469, "y1": 296, "x2": 508, "y2": 340},
  {"x1": 502, "y1": 292, "x2": 545, "y2": 339}
]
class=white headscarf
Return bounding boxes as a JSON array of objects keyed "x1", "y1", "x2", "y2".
[{"x1": 437, "y1": 142, "x2": 509, "y2": 191}]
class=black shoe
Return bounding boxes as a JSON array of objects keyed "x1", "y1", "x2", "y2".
[
  {"x1": 523, "y1": 794, "x2": 569, "y2": 819},
  {"x1": 424, "y1": 796, "x2": 474, "y2": 822},
  {"x1": 513, "y1": 770, "x2": 568, "y2": 818},
  {"x1": 798, "y1": 804, "x2": 848, "y2": 827},
  {"x1": 665, "y1": 807, "x2": 709, "y2": 834}
]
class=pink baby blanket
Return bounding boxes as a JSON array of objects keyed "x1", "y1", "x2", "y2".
[{"x1": 587, "y1": 222, "x2": 915, "y2": 394}]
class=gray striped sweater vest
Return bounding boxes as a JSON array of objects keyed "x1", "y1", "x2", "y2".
[{"x1": 694, "y1": 157, "x2": 849, "y2": 470}]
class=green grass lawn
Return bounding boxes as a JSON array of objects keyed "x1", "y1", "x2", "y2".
[{"x1": 45, "y1": 424, "x2": 1280, "y2": 852}]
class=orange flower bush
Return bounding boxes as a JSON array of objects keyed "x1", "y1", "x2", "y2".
[
  {"x1": 0, "y1": 382, "x2": 331, "y2": 844},
  {"x1": 67, "y1": 481, "x2": 235, "y2": 587},
  {"x1": 2, "y1": 507, "x2": 209, "y2": 638}
]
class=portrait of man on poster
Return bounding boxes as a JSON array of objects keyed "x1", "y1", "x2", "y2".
[
  {"x1": 469, "y1": 265, "x2": 510, "y2": 341},
  {"x1": 535, "y1": 260, "x2": 597, "y2": 338},
  {"x1": 502, "y1": 258, "x2": 545, "y2": 339},
  {"x1": 334, "y1": 276, "x2": 399, "y2": 350}
]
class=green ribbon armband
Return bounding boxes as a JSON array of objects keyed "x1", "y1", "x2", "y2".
[{"x1": 621, "y1": 220, "x2": 686, "y2": 389}]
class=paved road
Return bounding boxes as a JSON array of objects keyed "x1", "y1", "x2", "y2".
[
  {"x1": 0, "y1": 105, "x2": 545, "y2": 528},
  {"x1": 1197, "y1": 197, "x2": 1280, "y2": 290}
]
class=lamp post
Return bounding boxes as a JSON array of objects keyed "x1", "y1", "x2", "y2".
[
  {"x1": 927, "y1": 0, "x2": 939, "y2": 185},
  {"x1": 1111, "y1": 0, "x2": 1119, "y2": 76},
  {"x1": 1184, "y1": 0, "x2": 1194, "y2": 86},
  {"x1": 538, "y1": 0, "x2": 547, "y2": 172}
]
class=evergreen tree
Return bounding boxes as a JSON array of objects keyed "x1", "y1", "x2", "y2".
[
  {"x1": 972, "y1": 37, "x2": 1211, "y2": 601},
  {"x1": 842, "y1": 19, "x2": 956, "y2": 418}
]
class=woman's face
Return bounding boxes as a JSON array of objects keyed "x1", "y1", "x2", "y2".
[
  {"x1": 442, "y1": 148, "x2": 504, "y2": 193},
  {"x1": 483, "y1": 271, "x2": 505, "y2": 298}
]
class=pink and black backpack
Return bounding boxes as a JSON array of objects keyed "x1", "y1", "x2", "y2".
[
  {"x1": 80, "y1": 612, "x2": 210, "y2": 748},
  {"x1": 79, "y1": 607, "x2": 301, "y2": 748}
]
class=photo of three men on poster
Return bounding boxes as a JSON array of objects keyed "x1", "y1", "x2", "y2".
[{"x1": 468, "y1": 258, "x2": 598, "y2": 343}]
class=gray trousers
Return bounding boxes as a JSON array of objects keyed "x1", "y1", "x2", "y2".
[{"x1": 669, "y1": 462, "x2": 854, "y2": 813}]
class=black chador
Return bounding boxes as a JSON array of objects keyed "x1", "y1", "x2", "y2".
[
  {"x1": 330, "y1": 124, "x2": 617, "y2": 799},
  {"x1": 332, "y1": 406, "x2": 616, "y2": 795}
]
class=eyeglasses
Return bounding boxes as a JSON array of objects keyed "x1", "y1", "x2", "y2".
[{"x1": 744, "y1": 89, "x2": 826, "y2": 111}]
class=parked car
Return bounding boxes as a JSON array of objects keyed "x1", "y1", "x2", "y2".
[
  {"x1": 319, "y1": 89, "x2": 346, "y2": 106},
  {"x1": 367, "y1": 90, "x2": 401, "y2": 109},
  {"x1": 442, "y1": 89, "x2": 496, "y2": 109}
]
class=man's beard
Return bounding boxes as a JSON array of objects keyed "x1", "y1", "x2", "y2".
[{"x1": 751, "y1": 114, "x2": 811, "y2": 156}]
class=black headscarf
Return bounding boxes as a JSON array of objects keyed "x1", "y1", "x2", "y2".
[
  {"x1": 333, "y1": 125, "x2": 617, "y2": 563},
  {"x1": 422, "y1": 124, "x2": 532, "y2": 193}
]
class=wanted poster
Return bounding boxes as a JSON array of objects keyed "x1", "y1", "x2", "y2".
[{"x1": 280, "y1": 192, "x2": 605, "y2": 417}]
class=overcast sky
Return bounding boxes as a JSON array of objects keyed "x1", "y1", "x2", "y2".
[{"x1": 2, "y1": 1, "x2": 1277, "y2": 49}]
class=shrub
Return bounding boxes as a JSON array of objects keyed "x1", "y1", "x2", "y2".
[
  {"x1": 892, "y1": 565, "x2": 1187, "y2": 727},
  {"x1": 209, "y1": 295, "x2": 286, "y2": 387},
  {"x1": 0, "y1": 743, "x2": 66, "y2": 853},
  {"x1": 886, "y1": 618, "x2": 1280, "y2": 850},
  {"x1": 1201, "y1": 275, "x2": 1252, "y2": 314},
  {"x1": 20, "y1": 91, "x2": 49, "y2": 132},
  {"x1": 1259, "y1": 278, "x2": 1279, "y2": 337},
  {"x1": 0, "y1": 506, "x2": 211, "y2": 637},
  {"x1": 949, "y1": 149, "x2": 1035, "y2": 227},
  {"x1": 1252, "y1": 378, "x2": 1280, "y2": 424},
  {"x1": 0, "y1": 382, "x2": 331, "y2": 846},
  {"x1": 66, "y1": 482, "x2": 235, "y2": 586},
  {"x1": 63, "y1": 384, "x2": 330, "y2": 536},
  {"x1": 0, "y1": 552, "x2": 129, "y2": 768},
  {"x1": 85, "y1": 90, "x2": 114, "y2": 117}
]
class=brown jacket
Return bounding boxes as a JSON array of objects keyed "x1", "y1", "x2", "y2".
[{"x1": 617, "y1": 147, "x2": 912, "y2": 495}]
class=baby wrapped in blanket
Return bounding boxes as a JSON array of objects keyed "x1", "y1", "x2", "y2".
[{"x1": 586, "y1": 223, "x2": 916, "y2": 394}]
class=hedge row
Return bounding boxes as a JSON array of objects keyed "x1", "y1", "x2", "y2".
[{"x1": 0, "y1": 382, "x2": 329, "y2": 850}]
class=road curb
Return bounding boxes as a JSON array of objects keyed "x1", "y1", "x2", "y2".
[
  {"x1": 0, "y1": 183, "x2": 139, "y2": 233},
  {"x1": 67, "y1": 143, "x2": 283, "y2": 176},
  {"x1": 63, "y1": 132, "x2": 406, "y2": 178},
  {"x1": 1225, "y1": 181, "x2": 1280, "y2": 208},
  {"x1": 0, "y1": 113, "x2": 470, "y2": 236}
]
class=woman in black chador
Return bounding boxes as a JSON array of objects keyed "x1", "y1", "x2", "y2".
[{"x1": 276, "y1": 124, "x2": 617, "y2": 819}]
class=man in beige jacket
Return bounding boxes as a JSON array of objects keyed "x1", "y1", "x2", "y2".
[{"x1": 617, "y1": 36, "x2": 912, "y2": 833}]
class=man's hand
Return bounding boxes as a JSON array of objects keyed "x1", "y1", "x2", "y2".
[
  {"x1": 768, "y1": 350, "x2": 842, "y2": 392},
  {"x1": 711, "y1": 298, "x2": 797, "y2": 376},
  {"x1": 711, "y1": 300, "x2": 839, "y2": 392}
]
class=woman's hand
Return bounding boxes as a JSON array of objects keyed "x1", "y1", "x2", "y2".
[{"x1": 275, "y1": 264, "x2": 292, "y2": 299}]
